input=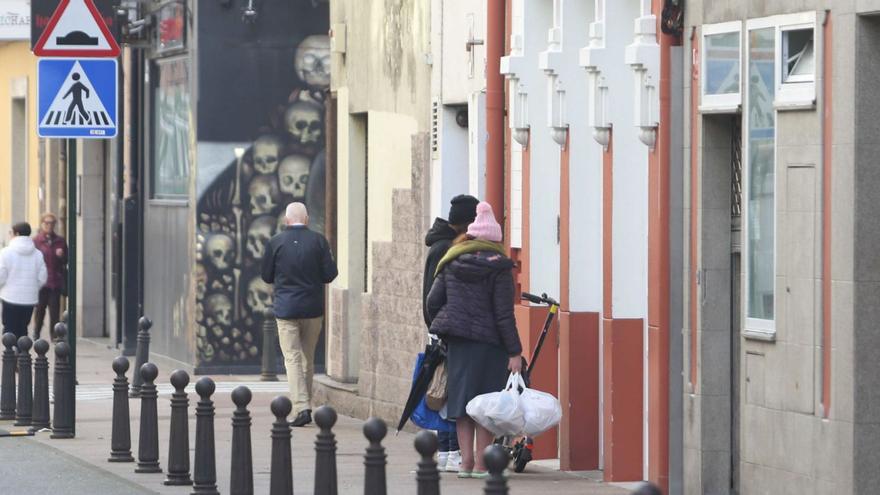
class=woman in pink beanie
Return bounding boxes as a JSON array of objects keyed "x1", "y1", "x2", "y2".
[{"x1": 425, "y1": 201, "x2": 523, "y2": 478}]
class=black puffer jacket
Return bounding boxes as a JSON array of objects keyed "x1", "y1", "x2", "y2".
[
  {"x1": 422, "y1": 218, "x2": 457, "y2": 327},
  {"x1": 426, "y1": 250, "x2": 522, "y2": 356}
]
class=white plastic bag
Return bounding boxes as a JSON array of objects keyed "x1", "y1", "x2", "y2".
[
  {"x1": 519, "y1": 386, "x2": 562, "y2": 436},
  {"x1": 466, "y1": 373, "x2": 526, "y2": 436}
]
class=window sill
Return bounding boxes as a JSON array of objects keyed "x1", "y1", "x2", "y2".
[
  {"x1": 774, "y1": 99, "x2": 816, "y2": 111},
  {"x1": 744, "y1": 329, "x2": 776, "y2": 342},
  {"x1": 699, "y1": 104, "x2": 742, "y2": 114}
]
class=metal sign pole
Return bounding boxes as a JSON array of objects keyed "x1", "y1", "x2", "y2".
[{"x1": 66, "y1": 138, "x2": 77, "y2": 437}]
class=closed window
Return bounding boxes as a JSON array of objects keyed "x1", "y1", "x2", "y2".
[
  {"x1": 701, "y1": 21, "x2": 742, "y2": 112},
  {"x1": 745, "y1": 26, "x2": 776, "y2": 330}
]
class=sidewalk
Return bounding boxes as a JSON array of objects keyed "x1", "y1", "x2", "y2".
[{"x1": 0, "y1": 338, "x2": 628, "y2": 494}]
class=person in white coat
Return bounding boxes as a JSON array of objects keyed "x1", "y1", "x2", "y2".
[{"x1": 0, "y1": 222, "x2": 48, "y2": 340}]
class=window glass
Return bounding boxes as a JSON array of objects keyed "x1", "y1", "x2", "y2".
[
  {"x1": 747, "y1": 27, "x2": 776, "y2": 321},
  {"x1": 152, "y1": 58, "x2": 191, "y2": 199},
  {"x1": 705, "y1": 31, "x2": 741, "y2": 95},
  {"x1": 782, "y1": 28, "x2": 814, "y2": 82}
]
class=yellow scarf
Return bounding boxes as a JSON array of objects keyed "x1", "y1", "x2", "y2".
[{"x1": 434, "y1": 240, "x2": 507, "y2": 277}]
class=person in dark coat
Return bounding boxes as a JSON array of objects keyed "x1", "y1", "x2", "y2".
[
  {"x1": 32, "y1": 213, "x2": 68, "y2": 340},
  {"x1": 262, "y1": 202, "x2": 338, "y2": 427},
  {"x1": 426, "y1": 201, "x2": 523, "y2": 478},
  {"x1": 421, "y1": 194, "x2": 478, "y2": 472}
]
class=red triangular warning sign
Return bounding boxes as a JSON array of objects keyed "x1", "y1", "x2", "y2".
[{"x1": 33, "y1": 0, "x2": 120, "y2": 57}]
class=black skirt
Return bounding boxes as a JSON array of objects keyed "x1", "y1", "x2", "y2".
[{"x1": 445, "y1": 337, "x2": 509, "y2": 419}]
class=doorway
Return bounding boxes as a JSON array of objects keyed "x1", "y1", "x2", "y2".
[
  {"x1": 699, "y1": 113, "x2": 742, "y2": 493},
  {"x1": 729, "y1": 117, "x2": 742, "y2": 495}
]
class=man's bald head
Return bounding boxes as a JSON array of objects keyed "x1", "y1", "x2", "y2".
[{"x1": 285, "y1": 202, "x2": 309, "y2": 225}]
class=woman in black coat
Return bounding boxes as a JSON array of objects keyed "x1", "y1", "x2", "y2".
[{"x1": 426, "y1": 201, "x2": 523, "y2": 478}]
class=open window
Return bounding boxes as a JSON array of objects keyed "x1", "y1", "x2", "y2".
[
  {"x1": 700, "y1": 21, "x2": 742, "y2": 113},
  {"x1": 775, "y1": 12, "x2": 817, "y2": 109}
]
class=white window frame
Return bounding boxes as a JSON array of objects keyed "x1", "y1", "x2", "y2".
[
  {"x1": 743, "y1": 17, "x2": 779, "y2": 340},
  {"x1": 774, "y1": 11, "x2": 817, "y2": 109},
  {"x1": 700, "y1": 21, "x2": 742, "y2": 113}
]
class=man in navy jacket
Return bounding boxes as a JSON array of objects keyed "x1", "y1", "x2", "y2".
[{"x1": 262, "y1": 202, "x2": 338, "y2": 427}]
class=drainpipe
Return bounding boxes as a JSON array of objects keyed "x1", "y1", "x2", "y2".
[{"x1": 486, "y1": 0, "x2": 505, "y2": 222}]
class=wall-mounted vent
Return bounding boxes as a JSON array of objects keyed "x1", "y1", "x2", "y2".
[{"x1": 431, "y1": 99, "x2": 440, "y2": 159}]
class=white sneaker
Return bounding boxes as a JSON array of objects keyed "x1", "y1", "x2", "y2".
[
  {"x1": 437, "y1": 451, "x2": 449, "y2": 471},
  {"x1": 444, "y1": 450, "x2": 461, "y2": 472}
]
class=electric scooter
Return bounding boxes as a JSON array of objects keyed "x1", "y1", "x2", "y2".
[{"x1": 507, "y1": 291, "x2": 560, "y2": 473}]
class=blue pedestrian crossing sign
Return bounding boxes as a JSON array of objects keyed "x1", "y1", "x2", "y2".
[{"x1": 38, "y1": 58, "x2": 117, "y2": 138}]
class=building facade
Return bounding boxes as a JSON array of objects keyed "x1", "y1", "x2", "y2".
[
  {"x1": 683, "y1": 1, "x2": 880, "y2": 493},
  {"x1": 1, "y1": 2, "x2": 43, "y2": 238}
]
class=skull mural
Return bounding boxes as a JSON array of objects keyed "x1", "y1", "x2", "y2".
[
  {"x1": 278, "y1": 154, "x2": 311, "y2": 197},
  {"x1": 246, "y1": 215, "x2": 276, "y2": 259},
  {"x1": 246, "y1": 276, "x2": 273, "y2": 315},
  {"x1": 204, "y1": 232, "x2": 235, "y2": 271},
  {"x1": 195, "y1": 263, "x2": 208, "y2": 299},
  {"x1": 294, "y1": 35, "x2": 331, "y2": 89},
  {"x1": 252, "y1": 134, "x2": 283, "y2": 174},
  {"x1": 247, "y1": 175, "x2": 281, "y2": 215},
  {"x1": 284, "y1": 100, "x2": 323, "y2": 145},
  {"x1": 205, "y1": 292, "x2": 233, "y2": 327}
]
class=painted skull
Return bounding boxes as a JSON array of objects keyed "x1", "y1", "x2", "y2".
[
  {"x1": 294, "y1": 34, "x2": 331, "y2": 89},
  {"x1": 246, "y1": 276, "x2": 273, "y2": 314},
  {"x1": 278, "y1": 154, "x2": 311, "y2": 197},
  {"x1": 247, "y1": 175, "x2": 281, "y2": 215},
  {"x1": 205, "y1": 293, "x2": 233, "y2": 327},
  {"x1": 252, "y1": 134, "x2": 282, "y2": 174},
  {"x1": 205, "y1": 233, "x2": 235, "y2": 271},
  {"x1": 246, "y1": 215, "x2": 276, "y2": 259},
  {"x1": 195, "y1": 264, "x2": 208, "y2": 298},
  {"x1": 277, "y1": 210, "x2": 289, "y2": 233},
  {"x1": 284, "y1": 101, "x2": 323, "y2": 145}
]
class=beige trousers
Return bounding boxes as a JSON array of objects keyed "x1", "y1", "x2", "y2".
[{"x1": 276, "y1": 316, "x2": 323, "y2": 414}]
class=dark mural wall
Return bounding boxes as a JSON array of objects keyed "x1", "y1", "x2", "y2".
[{"x1": 195, "y1": 0, "x2": 329, "y2": 370}]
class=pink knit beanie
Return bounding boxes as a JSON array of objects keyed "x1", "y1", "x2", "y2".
[{"x1": 466, "y1": 202, "x2": 503, "y2": 242}]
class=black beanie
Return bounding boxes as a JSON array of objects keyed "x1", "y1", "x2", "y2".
[{"x1": 448, "y1": 194, "x2": 480, "y2": 226}]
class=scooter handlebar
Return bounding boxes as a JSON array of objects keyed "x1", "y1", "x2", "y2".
[{"x1": 522, "y1": 291, "x2": 558, "y2": 306}]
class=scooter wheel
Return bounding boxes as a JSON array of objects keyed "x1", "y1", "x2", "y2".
[{"x1": 513, "y1": 449, "x2": 531, "y2": 473}]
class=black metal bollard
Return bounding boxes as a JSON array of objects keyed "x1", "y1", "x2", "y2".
[
  {"x1": 30, "y1": 339, "x2": 51, "y2": 431},
  {"x1": 54, "y1": 321, "x2": 67, "y2": 344},
  {"x1": 314, "y1": 406, "x2": 338, "y2": 495},
  {"x1": 165, "y1": 369, "x2": 192, "y2": 485},
  {"x1": 269, "y1": 395, "x2": 293, "y2": 495},
  {"x1": 129, "y1": 316, "x2": 152, "y2": 398},
  {"x1": 260, "y1": 308, "x2": 278, "y2": 381},
  {"x1": 414, "y1": 431, "x2": 440, "y2": 495},
  {"x1": 108, "y1": 356, "x2": 134, "y2": 462},
  {"x1": 363, "y1": 417, "x2": 388, "y2": 495},
  {"x1": 135, "y1": 362, "x2": 161, "y2": 473},
  {"x1": 192, "y1": 377, "x2": 219, "y2": 495},
  {"x1": 50, "y1": 341, "x2": 74, "y2": 438},
  {"x1": 0, "y1": 333, "x2": 17, "y2": 420},
  {"x1": 482, "y1": 444, "x2": 511, "y2": 495},
  {"x1": 230, "y1": 386, "x2": 254, "y2": 495},
  {"x1": 14, "y1": 336, "x2": 33, "y2": 426}
]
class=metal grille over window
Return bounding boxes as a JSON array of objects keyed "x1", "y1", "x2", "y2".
[{"x1": 731, "y1": 119, "x2": 743, "y2": 219}]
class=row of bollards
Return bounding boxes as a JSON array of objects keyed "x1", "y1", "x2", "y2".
[
  {"x1": 109, "y1": 360, "x2": 512, "y2": 495},
  {"x1": 0, "y1": 327, "x2": 74, "y2": 439}
]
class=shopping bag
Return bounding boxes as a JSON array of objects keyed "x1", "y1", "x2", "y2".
[
  {"x1": 425, "y1": 360, "x2": 448, "y2": 411},
  {"x1": 465, "y1": 373, "x2": 526, "y2": 436},
  {"x1": 519, "y1": 386, "x2": 562, "y2": 437},
  {"x1": 409, "y1": 353, "x2": 456, "y2": 432}
]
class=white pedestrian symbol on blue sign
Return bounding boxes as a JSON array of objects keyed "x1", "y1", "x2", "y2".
[{"x1": 38, "y1": 58, "x2": 117, "y2": 138}]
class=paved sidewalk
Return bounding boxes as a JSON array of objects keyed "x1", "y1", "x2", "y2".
[{"x1": 0, "y1": 338, "x2": 628, "y2": 494}]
